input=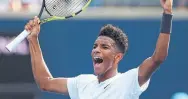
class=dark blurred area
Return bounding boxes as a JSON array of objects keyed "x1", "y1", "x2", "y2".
[{"x1": 0, "y1": 32, "x2": 41, "y2": 99}]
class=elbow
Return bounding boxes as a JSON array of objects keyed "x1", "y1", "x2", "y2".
[
  {"x1": 37, "y1": 78, "x2": 51, "y2": 91},
  {"x1": 37, "y1": 82, "x2": 48, "y2": 91},
  {"x1": 39, "y1": 84, "x2": 48, "y2": 91},
  {"x1": 152, "y1": 53, "x2": 168, "y2": 64},
  {"x1": 154, "y1": 57, "x2": 166, "y2": 65}
]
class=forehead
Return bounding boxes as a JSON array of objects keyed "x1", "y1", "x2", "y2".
[{"x1": 94, "y1": 36, "x2": 115, "y2": 45}]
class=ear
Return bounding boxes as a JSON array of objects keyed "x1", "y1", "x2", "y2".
[{"x1": 114, "y1": 53, "x2": 123, "y2": 64}]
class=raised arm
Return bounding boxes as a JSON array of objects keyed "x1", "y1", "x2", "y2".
[
  {"x1": 138, "y1": 0, "x2": 173, "y2": 86},
  {"x1": 26, "y1": 16, "x2": 68, "y2": 94}
]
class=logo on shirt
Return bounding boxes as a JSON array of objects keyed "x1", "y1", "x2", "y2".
[{"x1": 104, "y1": 84, "x2": 110, "y2": 89}]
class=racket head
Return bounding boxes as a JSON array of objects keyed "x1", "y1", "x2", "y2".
[
  {"x1": 37, "y1": 0, "x2": 46, "y2": 18},
  {"x1": 39, "y1": 0, "x2": 91, "y2": 24}
]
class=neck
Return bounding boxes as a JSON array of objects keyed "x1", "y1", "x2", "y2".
[{"x1": 97, "y1": 66, "x2": 118, "y2": 83}]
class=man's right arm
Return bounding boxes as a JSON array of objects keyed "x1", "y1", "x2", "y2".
[{"x1": 26, "y1": 17, "x2": 69, "y2": 94}]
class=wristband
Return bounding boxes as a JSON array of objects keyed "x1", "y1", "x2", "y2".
[{"x1": 160, "y1": 13, "x2": 173, "y2": 34}]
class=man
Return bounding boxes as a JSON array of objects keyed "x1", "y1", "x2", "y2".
[{"x1": 25, "y1": 0, "x2": 173, "y2": 98}]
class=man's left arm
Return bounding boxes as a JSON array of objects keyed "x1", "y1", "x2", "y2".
[{"x1": 138, "y1": 0, "x2": 173, "y2": 86}]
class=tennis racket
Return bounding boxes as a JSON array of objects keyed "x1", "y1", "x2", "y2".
[{"x1": 6, "y1": 0, "x2": 91, "y2": 52}]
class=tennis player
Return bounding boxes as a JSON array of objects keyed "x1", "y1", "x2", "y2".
[{"x1": 25, "y1": 0, "x2": 173, "y2": 98}]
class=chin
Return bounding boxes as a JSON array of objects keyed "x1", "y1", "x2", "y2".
[
  {"x1": 94, "y1": 71, "x2": 99, "y2": 75},
  {"x1": 94, "y1": 70, "x2": 101, "y2": 76},
  {"x1": 94, "y1": 71, "x2": 105, "y2": 77}
]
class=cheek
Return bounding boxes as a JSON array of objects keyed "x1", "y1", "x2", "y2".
[
  {"x1": 103, "y1": 55, "x2": 114, "y2": 67},
  {"x1": 106, "y1": 52, "x2": 115, "y2": 61},
  {"x1": 105, "y1": 54, "x2": 116, "y2": 67},
  {"x1": 91, "y1": 49, "x2": 94, "y2": 56}
]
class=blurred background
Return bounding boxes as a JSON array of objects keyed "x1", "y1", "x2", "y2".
[{"x1": 0, "y1": 0, "x2": 188, "y2": 99}]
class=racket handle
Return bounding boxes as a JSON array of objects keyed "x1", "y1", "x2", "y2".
[{"x1": 6, "y1": 30, "x2": 30, "y2": 52}]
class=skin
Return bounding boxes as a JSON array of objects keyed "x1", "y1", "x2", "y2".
[
  {"x1": 25, "y1": 0, "x2": 173, "y2": 95},
  {"x1": 91, "y1": 36, "x2": 123, "y2": 82}
]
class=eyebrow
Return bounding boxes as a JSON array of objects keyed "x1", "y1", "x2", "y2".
[
  {"x1": 101, "y1": 43, "x2": 110, "y2": 47},
  {"x1": 94, "y1": 39, "x2": 116, "y2": 47},
  {"x1": 94, "y1": 42, "x2": 115, "y2": 48}
]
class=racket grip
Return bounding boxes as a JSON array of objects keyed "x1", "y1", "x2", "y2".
[{"x1": 6, "y1": 30, "x2": 30, "y2": 52}]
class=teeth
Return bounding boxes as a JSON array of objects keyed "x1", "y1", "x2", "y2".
[{"x1": 94, "y1": 56, "x2": 101, "y2": 59}]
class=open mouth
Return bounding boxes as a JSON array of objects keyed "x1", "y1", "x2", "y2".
[{"x1": 93, "y1": 56, "x2": 103, "y2": 64}]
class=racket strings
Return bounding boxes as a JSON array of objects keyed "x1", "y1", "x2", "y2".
[
  {"x1": 45, "y1": 0, "x2": 88, "y2": 17},
  {"x1": 58, "y1": 0, "x2": 82, "y2": 16},
  {"x1": 59, "y1": 0, "x2": 87, "y2": 16},
  {"x1": 66, "y1": 0, "x2": 88, "y2": 16},
  {"x1": 47, "y1": 0, "x2": 80, "y2": 16},
  {"x1": 61, "y1": 0, "x2": 86, "y2": 16}
]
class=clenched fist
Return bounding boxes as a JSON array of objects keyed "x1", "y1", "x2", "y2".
[
  {"x1": 25, "y1": 16, "x2": 41, "y2": 40},
  {"x1": 160, "y1": 0, "x2": 173, "y2": 14}
]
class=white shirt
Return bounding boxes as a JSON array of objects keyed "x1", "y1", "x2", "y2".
[{"x1": 67, "y1": 67, "x2": 150, "y2": 99}]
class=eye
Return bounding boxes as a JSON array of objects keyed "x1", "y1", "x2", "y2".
[
  {"x1": 103, "y1": 46, "x2": 108, "y2": 49},
  {"x1": 102, "y1": 44, "x2": 109, "y2": 49},
  {"x1": 93, "y1": 44, "x2": 97, "y2": 49}
]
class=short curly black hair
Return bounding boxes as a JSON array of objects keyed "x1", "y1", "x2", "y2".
[{"x1": 98, "y1": 24, "x2": 128, "y2": 54}]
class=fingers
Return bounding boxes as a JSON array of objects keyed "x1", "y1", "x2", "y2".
[
  {"x1": 34, "y1": 16, "x2": 40, "y2": 24},
  {"x1": 162, "y1": 0, "x2": 173, "y2": 6},
  {"x1": 25, "y1": 16, "x2": 40, "y2": 32},
  {"x1": 25, "y1": 20, "x2": 33, "y2": 32}
]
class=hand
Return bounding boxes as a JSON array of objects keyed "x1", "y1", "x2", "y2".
[
  {"x1": 160, "y1": 0, "x2": 173, "y2": 14},
  {"x1": 25, "y1": 16, "x2": 40, "y2": 40}
]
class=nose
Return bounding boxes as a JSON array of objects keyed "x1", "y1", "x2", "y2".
[{"x1": 93, "y1": 46, "x2": 101, "y2": 54}]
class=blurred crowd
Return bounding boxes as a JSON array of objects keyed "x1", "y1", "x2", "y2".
[
  {"x1": 91, "y1": 0, "x2": 188, "y2": 8},
  {"x1": 0, "y1": 0, "x2": 42, "y2": 12},
  {"x1": 0, "y1": 0, "x2": 188, "y2": 12}
]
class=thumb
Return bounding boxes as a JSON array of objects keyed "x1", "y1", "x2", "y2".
[{"x1": 33, "y1": 16, "x2": 40, "y2": 26}]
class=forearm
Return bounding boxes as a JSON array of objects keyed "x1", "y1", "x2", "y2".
[
  {"x1": 28, "y1": 37, "x2": 53, "y2": 88},
  {"x1": 138, "y1": 0, "x2": 173, "y2": 86},
  {"x1": 152, "y1": 12, "x2": 172, "y2": 63},
  {"x1": 152, "y1": 33, "x2": 170, "y2": 63}
]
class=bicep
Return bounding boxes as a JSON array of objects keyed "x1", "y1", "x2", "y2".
[
  {"x1": 138, "y1": 57, "x2": 159, "y2": 86},
  {"x1": 45, "y1": 77, "x2": 69, "y2": 95}
]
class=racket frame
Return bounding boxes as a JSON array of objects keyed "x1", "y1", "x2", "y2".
[
  {"x1": 40, "y1": 0, "x2": 92, "y2": 24},
  {"x1": 5, "y1": 0, "x2": 92, "y2": 52}
]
